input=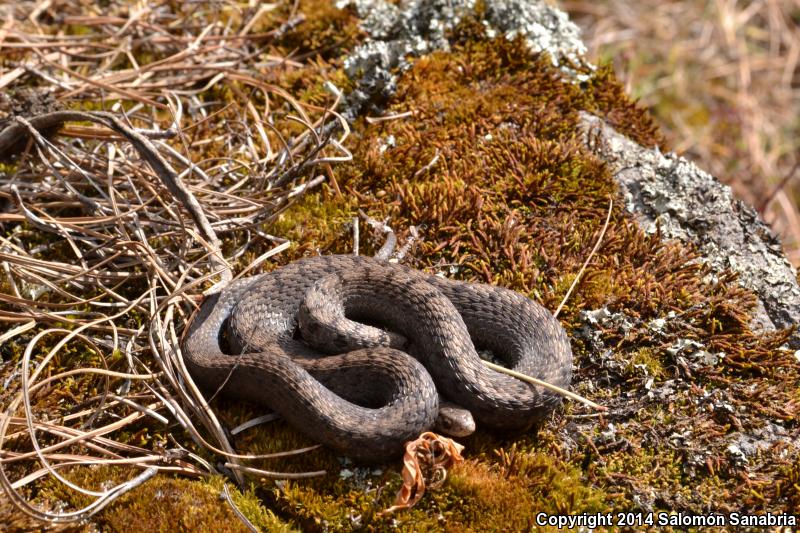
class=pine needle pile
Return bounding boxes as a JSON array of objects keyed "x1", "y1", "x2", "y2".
[{"x1": 0, "y1": 1, "x2": 350, "y2": 524}]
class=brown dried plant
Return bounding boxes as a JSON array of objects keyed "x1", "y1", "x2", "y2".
[{"x1": 0, "y1": 1, "x2": 350, "y2": 525}]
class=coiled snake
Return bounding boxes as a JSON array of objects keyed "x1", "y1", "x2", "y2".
[{"x1": 182, "y1": 255, "x2": 572, "y2": 461}]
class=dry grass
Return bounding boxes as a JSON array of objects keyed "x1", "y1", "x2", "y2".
[
  {"x1": 1, "y1": 0, "x2": 798, "y2": 528},
  {"x1": 561, "y1": 0, "x2": 800, "y2": 265},
  {"x1": 0, "y1": 0, "x2": 351, "y2": 525}
]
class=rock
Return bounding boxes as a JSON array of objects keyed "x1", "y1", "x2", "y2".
[
  {"x1": 580, "y1": 113, "x2": 800, "y2": 346},
  {"x1": 342, "y1": 0, "x2": 800, "y2": 347}
]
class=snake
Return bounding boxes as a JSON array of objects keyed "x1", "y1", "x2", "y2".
[{"x1": 181, "y1": 255, "x2": 573, "y2": 461}]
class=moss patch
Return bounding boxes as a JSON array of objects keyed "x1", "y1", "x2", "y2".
[
  {"x1": 35, "y1": 467, "x2": 291, "y2": 532},
  {"x1": 1, "y1": 1, "x2": 797, "y2": 529},
  {"x1": 266, "y1": 9, "x2": 797, "y2": 521}
]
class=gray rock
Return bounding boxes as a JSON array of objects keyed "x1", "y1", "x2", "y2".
[
  {"x1": 580, "y1": 113, "x2": 800, "y2": 347},
  {"x1": 338, "y1": 0, "x2": 587, "y2": 117},
  {"x1": 340, "y1": 0, "x2": 800, "y2": 346}
]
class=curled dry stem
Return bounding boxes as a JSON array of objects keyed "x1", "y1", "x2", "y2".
[{"x1": 0, "y1": 3, "x2": 350, "y2": 524}]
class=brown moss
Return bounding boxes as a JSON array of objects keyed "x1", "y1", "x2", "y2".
[
  {"x1": 270, "y1": 0, "x2": 364, "y2": 62},
  {"x1": 3, "y1": 1, "x2": 797, "y2": 528},
  {"x1": 583, "y1": 64, "x2": 667, "y2": 149},
  {"x1": 269, "y1": 9, "x2": 797, "y2": 520},
  {"x1": 775, "y1": 457, "x2": 800, "y2": 510}
]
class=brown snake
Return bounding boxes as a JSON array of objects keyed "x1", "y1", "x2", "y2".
[{"x1": 182, "y1": 255, "x2": 573, "y2": 461}]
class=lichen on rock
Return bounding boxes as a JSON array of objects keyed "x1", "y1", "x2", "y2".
[{"x1": 580, "y1": 112, "x2": 800, "y2": 346}]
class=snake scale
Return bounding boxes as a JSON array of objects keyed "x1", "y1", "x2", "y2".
[{"x1": 182, "y1": 255, "x2": 573, "y2": 461}]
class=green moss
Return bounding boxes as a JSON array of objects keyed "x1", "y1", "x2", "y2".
[
  {"x1": 2, "y1": 0, "x2": 797, "y2": 528},
  {"x1": 266, "y1": 7, "x2": 796, "y2": 520},
  {"x1": 628, "y1": 347, "x2": 666, "y2": 378},
  {"x1": 64, "y1": 24, "x2": 95, "y2": 37},
  {"x1": 209, "y1": 395, "x2": 608, "y2": 530},
  {"x1": 604, "y1": 447, "x2": 687, "y2": 499},
  {"x1": 449, "y1": 451, "x2": 608, "y2": 517},
  {"x1": 209, "y1": 478, "x2": 297, "y2": 533},
  {"x1": 775, "y1": 457, "x2": 800, "y2": 509},
  {"x1": 36, "y1": 466, "x2": 291, "y2": 532},
  {"x1": 265, "y1": 447, "x2": 608, "y2": 532},
  {"x1": 269, "y1": 191, "x2": 360, "y2": 258}
]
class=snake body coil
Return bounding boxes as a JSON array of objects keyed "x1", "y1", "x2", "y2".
[{"x1": 182, "y1": 255, "x2": 572, "y2": 461}]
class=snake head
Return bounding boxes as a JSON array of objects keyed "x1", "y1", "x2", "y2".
[{"x1": 434, "y1": 400, "x2": 476, "y2": 438}]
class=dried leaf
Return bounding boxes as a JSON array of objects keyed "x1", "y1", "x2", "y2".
[{"x1": 380, "y1": 432, "x2": 465, "y2": 515}]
